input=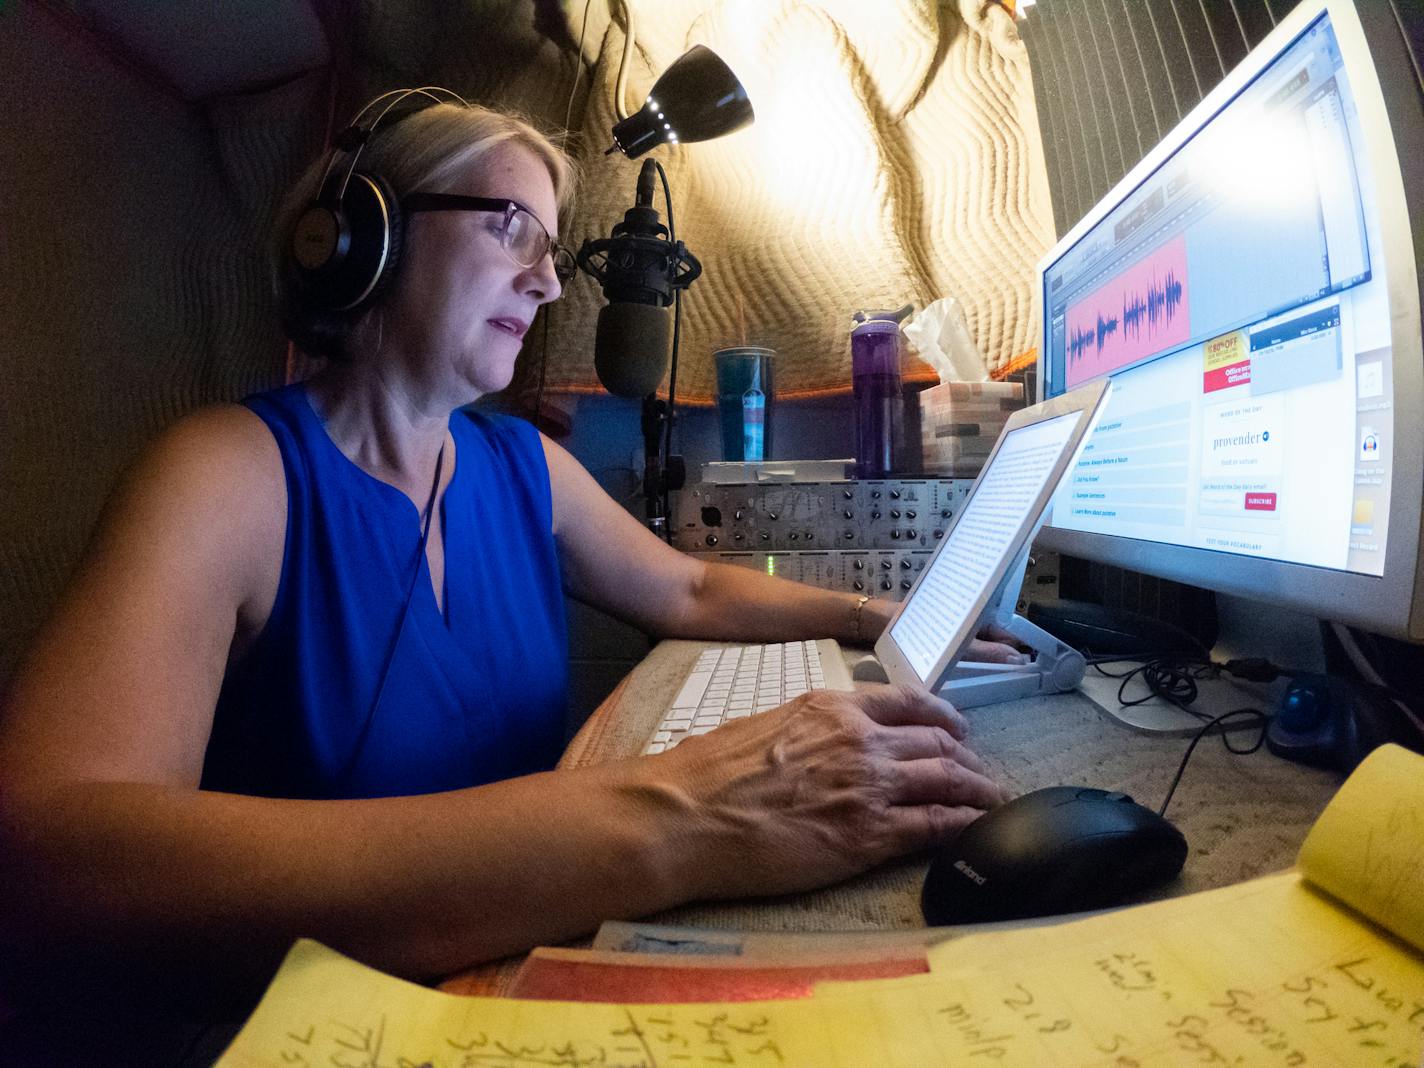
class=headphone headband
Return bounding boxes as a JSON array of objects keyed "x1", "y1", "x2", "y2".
[{"x1": 317, "y1": 86, "x2": 471, "y2": 211}]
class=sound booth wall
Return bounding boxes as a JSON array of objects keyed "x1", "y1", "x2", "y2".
[
  {"x1": 352, "y1": 0, "x2": 1056, "y2": 404},
  {"x1": 0, "y1": 4, "x2": 315, "y2": 687}
]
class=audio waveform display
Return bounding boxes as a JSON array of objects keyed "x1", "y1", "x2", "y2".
[{"x1": 1065, "y1": 234, "x2": 1192, "y2": 387}]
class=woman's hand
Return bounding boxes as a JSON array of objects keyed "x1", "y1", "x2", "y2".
[
  {"x1": 963, "y1": 621, "x2": 1032, "y2": 664},
  {"x1": 640, "y1": 684, "x2": 1007, "y2": 901},
  {"x1": 861, "y1": 600, "x2": 1027, "y2": 664}
]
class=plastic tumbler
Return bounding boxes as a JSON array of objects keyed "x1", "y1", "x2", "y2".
[
  {"x1": 851, "y1": 316, "x2": 905, "y2": 479},
  {"x1": 715, "y1": 347, "x2": 775, "y2": 462}
]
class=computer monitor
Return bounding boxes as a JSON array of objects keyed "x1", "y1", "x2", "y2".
[{"x1": 1035, "y1": 0, "x2": 1424, "y2": 644}]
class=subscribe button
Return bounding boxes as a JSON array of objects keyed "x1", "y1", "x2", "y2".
[{"x1": 1244, "y1": 492, "x2": 1278, "y2": 511}]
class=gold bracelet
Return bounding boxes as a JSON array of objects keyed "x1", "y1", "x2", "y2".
[{"x1": 852, "y1": 594, "x2": 871, "y2": 643}]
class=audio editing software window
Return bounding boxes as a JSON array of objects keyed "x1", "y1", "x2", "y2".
[{"x1": 1041, "y1": 14, "x2": 1393, "y2": 577}]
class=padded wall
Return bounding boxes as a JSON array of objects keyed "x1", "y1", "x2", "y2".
[
  {"x1": 544, "y1": 0, "x2": 1056, "y2": 400},
  {"x1": 0, "y1": 5, "x2": 318, "y2": 685},
  {"x1": 351, "y1": 0, "x2": 1055, "y2": 402}
]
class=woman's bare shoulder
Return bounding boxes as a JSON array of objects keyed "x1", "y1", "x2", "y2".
[
  {"x1": 98, "y1": 401, "x2": 287, "y2": 597},
  {"x1": 0, "y1": 403, "x2": 289, "y2": 787},
  {"x1": 143, "y1": 402, "x2": 281, "y2": 483}
]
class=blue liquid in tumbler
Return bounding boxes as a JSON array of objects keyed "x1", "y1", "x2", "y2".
[
  {"x1": 742, "y1": 389, "x2": 766, "y2": 462},
  {"x1": 715, "y1": 349, "x2": 774, "y2": 462}
]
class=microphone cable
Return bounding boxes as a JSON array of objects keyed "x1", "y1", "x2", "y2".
[{"x1": 650, "y1": 157, "x2": 681, "y2": 542}]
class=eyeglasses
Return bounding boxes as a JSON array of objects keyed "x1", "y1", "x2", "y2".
[{"x1": 402, "y1": 193, "x2": 577, "y2": 284}]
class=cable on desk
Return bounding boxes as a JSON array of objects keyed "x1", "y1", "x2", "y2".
[
  {"x1": 1085, "y1": 652, "x2": 1310, "y2": 722},
  {"x1": 1082, "y1": 653, "x2": 1285, "y2": 816},
  {"x1": 1158, "y1": 708, "x2": 1270, "y2": 818}
]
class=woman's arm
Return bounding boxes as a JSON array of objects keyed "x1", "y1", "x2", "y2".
[
  {"x1": 0, "y1": 410, "x2": 682, "y2": 978},
  {"x1": 2, "y1": 690, "x2": 997, "y2": 980},
  {"x1": 542, "y1": 436, "x2": 1023, "y2": 660},
  {"x1": 0, "y1": 411, "x2": 1003, "y2": 984}
]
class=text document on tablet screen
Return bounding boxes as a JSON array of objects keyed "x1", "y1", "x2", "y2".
[{"x1": 889, "y1": 411, "x2": 1084, "y2": 681}]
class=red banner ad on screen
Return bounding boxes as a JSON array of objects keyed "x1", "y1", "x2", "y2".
[
  {"x1": 1244, "y1": 492, "x2": 1278, "y2": 511},
  {"x1": 1204, "y1": 359, "x2": 1252, "y2": 393}
]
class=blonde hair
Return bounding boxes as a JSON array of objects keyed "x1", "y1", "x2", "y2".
[{"x1": 276, "y1": 99, "x2": 577, "y2": 361}]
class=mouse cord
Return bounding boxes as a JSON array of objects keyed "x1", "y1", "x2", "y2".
[{"x1": 1158, "y1": 707, "x2": 1270, "y2": 818}]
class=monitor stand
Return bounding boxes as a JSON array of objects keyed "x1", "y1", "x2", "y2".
[{"x1": 1075, "y1": 668, "x2": 1270, "y2": 736}]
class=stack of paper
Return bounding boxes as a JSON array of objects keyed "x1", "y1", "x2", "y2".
[{"x1": 216, "y1": 744, "x2": 1424, "y2": 1067}]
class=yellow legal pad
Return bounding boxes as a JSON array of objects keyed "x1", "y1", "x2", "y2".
[{"x1": 217, "y1": 744, "x2": 1424, "y2": 1067}]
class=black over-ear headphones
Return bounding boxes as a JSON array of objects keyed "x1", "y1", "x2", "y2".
[{"x1": 288, "y1": 86, "x2": 471, "y2": 313}]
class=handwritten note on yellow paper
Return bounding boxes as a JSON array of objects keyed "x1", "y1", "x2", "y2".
[
  {"x1": 816, "y1": 870, "x2": 1424, "y2": 1065},
  {"x1": 218, "y1": 746, "x2": 1424, "y2": 1067},
  {"x1": 215, "y1": 939, "x2": 852, "y2": 1067},
  {"x1": 1299, "y1": 741, "x2": 1424, "y2": 952},
  {"x1": 868, "y1": 742, "x2": 1424, "y2": 1066}
]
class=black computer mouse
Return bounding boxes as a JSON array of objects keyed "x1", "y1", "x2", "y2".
[{"x1": 921, "y1": 786, "x2": 1188, "y2": 925}]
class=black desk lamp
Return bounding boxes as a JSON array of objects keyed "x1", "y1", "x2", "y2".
[
  {"x1": 579, "y1": 43, "x2": 754, "y2": 537},
  {"x1": 605, "y1": 44, "x2": 754, "y2": 158}
]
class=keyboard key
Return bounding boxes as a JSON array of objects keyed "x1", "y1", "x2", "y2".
[{"x1": 671, "y1": 671, "x2": 713, "y2": 710}]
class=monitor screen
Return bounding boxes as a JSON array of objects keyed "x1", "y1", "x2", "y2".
[{"x1": 1036, "y1": 0, "x2": 1424, "y2": 638}]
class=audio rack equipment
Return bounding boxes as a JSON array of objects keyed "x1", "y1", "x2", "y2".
[{"x1": 672, "y1": 479, "x2": 1061, "y2": 605}]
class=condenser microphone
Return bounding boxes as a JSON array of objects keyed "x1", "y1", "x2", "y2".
[{"x1": 577, "y1": 160, "x2": 700, "y2": 398}]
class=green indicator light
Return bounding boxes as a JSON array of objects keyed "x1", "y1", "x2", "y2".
[{"x1": 766, "y1": 557, "x2": 775, "y2": 576}]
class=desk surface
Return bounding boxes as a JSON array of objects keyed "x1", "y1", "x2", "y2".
[
  {"x1": 8, "y1": 642, "x2": 1347, "y2": 1063},
  {"x1": 560, "y1": 640, "x2": 1344, "y2": 936},
  {"x1": 440, "y1": 639, "x2": 1345, "y2": 996}
]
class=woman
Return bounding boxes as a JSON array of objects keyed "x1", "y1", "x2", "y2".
[{"x1": 0, "y1": 94, "x2": 1011, "y2": 986}]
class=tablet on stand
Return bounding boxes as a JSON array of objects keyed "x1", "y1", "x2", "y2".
[{"x1": 874, "y1": 380, "x2": 1112, "y2": 709}]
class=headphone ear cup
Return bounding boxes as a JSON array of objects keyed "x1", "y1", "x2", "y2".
[
  {"x1": 356, "y1": 173, "x2": 405, "y2": 308},
  {"x1": 290, "y1": 171, "x2": 401, "y2": 313}
]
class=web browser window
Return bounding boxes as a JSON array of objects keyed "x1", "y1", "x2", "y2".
[{"x1": 1041, "y1": 13, "x2": 1392, "y2": 577}]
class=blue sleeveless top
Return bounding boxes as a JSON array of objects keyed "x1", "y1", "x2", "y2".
[{"x1": 202, "y1": 384, "x2": 568, "y2": 800}]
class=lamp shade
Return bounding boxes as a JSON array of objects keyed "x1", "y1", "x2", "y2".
[{"x1": 609, "y1": 45, "x2": 754, "y2": 158}]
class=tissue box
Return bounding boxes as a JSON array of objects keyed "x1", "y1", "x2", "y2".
[{"x1": 916, "y1": 381, "x2": 1025, "y2": 476}]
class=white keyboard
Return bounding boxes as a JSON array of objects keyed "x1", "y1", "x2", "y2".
[{"x1": 643, "y1": 639, "x2": 855, "y2": 754}]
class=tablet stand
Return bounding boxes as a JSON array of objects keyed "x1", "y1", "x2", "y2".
[
  {"x1": 935, "y1": 546, "x2": 1265, "y2": 736},
  {"x1": 934, "y1": 544, "x2": 1087, "y2": 710}
]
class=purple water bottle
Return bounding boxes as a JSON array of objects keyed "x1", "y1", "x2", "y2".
[{"x1": 851, "y1": 305, "x2": 912, "y2": 479}]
